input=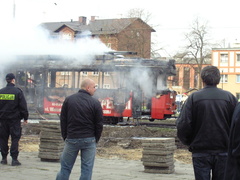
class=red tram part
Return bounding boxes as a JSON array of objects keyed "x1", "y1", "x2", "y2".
[
  {"x1": 43, "y1": 97, "x2": 62, "y2": 114},
  {"x1": 151, "y1": 90, "x2": 176, "y2": 120},
  {"x1": 101, "y1": 97, "x2": 132, "y2": 117},
  {"x1": 93, "y1": 88, "x2": 133, "y2": 124}
]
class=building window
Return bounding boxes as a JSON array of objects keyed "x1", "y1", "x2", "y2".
[
  {"x1": 104, "y1": 72, "x2": 110, "y2": 76},
  {"x1": 107, "y1": 43, "x2": 111, "y2": 48},
  {"x1": 103, "y1": 84, "x2": 110, "y2": 89},
  {"x1": 237, "y1": 54, "x2": 240, "y2": 62},
  {"x1": 220, "y1": 54, "x2": 228, "y2": 63},
  {"x1": 220, "y1": 74, "x2": 228, "y2": 83},
  {"x1": 61, "y1": 33, "x2": 72, "y2": 40},
  {"x1": 60, "y1": 71, "x2": 71, "y2": 76},
  {"x1": 236, "y1": 93, "x2": 240, "y2": 100},
  {"x1": 237, "y1": 75, "x2": 240, "y2": 83},
  {"x1": 93, "y1": 71, "x2": 99, "y2": 76}
]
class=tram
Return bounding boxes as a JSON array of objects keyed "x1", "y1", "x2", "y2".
[{"x1": 4, "y1": 52, "x2": 177, "y2": 124}]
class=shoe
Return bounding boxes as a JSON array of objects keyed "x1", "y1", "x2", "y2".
[
  {"x1": 12, "y1": 159, "x2": 21, "y2": 166},
  {"x1": 1, "y1": 159, "x2": 7, "y2": 165}
]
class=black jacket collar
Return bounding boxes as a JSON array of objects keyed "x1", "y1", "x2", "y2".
[
  {"x1": 6, "y1": 83, "x2": 15, "y2": 87},
  {"x1": 78, "y1": 89, "x2": 91, "y2": 96}
]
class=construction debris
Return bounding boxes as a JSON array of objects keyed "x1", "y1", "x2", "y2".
[
  {"x1": 38, "y1": 120, "x2": 64, "y2": 161},
  {"x1": 141, "y1": 137, "x2": 176, "y2": 174}
]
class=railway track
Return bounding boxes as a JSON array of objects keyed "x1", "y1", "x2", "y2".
[
  {"x1": 116, "y1": 118, "x2": 177, "y2": 128},
  {"x1": 29, "y1": 117, "x2": 177, "y2": 129},
  {"x1": 138, "y1": 122, "x2": 176, "y2": 128}
]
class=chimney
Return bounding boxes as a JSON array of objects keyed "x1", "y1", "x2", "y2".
[{"x1": 79, "y1": 16, "x2": 87, "y2": 25}]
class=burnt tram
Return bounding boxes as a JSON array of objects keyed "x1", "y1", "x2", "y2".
[{"x1": 4, "y1": 52, "x2": 177, "y2": 124}]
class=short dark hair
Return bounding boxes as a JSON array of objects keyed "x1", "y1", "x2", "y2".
[
  {"x1": 200, "y1": 66, "x2": 220, "y2": 85},
  {"x1": 5, "y1": 73, "x2": 15, "y2": 83}
]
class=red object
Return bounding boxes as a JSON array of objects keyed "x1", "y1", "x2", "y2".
[
  {"x1": 43, "y1": 97, "x2": 62, "y2": 114},
  {"x1": 101, "y1": 97, "x2": 132, "y2": 117},
  {"x1": 151, "y1": 92, "x2": 176, "y2": 119}
]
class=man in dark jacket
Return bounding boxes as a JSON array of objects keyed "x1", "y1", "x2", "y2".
[
  {"x1": 0, "y1": 73, "x2": 29, "y2": 166},
  {"x1": 176, "y1": 66, "x2": 237, "y2": 180},
  {"x1": 56, "y1": 78, "x2": 103, "y2": 180},
  {"x1": 224, "y1": 102, "x2": 240, "y2": 179}
]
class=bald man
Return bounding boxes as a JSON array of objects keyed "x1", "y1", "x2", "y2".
[{"x1": 56, "y1": 78, "x2": 103, "y2": 180}]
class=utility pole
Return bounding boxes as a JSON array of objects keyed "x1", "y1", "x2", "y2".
[{"x1": 13, "y1": 0, "x2": 16, "y2": 19}]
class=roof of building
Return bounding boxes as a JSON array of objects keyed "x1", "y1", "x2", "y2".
[{"x1": 40, "y1": 17, "x2": 156, "y2": 36}]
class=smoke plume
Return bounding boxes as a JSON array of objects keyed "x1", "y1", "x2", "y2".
[{"x1": 0, "y1": 19, "x2": 110, "y2": 86}]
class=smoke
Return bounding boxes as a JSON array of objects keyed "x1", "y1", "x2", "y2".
[
  {"x1": 0, "y1": 20, "x2": 110, "y2": 65},
  {"x1": 126, "y1": 66, "x2": 168, "y2": 98},
  {"x1": 128, "y1": 67, "x2": 153, "y2": 97},
  {"x1": 0, "y1": 19, "x2": 111, "y2": 86},
  {"x1": 126, "y1": 67, "x2": 153, "y2": 97}
]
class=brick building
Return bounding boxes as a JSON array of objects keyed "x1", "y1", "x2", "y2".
[
  {"x1": 169, "y1": 63, "x2": 210, "y2": 94},
  {"x1": 41, "y1": 16, "x2": 155, "y2": 59}
]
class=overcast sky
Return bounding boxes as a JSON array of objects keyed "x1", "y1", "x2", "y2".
[{"x1": 1, "y1": 0, "x2": 240, "y2": 57}]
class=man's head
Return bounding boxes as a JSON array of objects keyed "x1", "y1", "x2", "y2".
[
  {"x1": 81, "y1": 78, "x2": 96, "y2": 96},
  {"x1": 201, "y1": 66, "x2": 220, "y2": 86},
  {"x1": 5, "y1": 73, "x2": 15, "y2": 84}
]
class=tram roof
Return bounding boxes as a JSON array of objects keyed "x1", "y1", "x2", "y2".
[{"x1": 9, "y1": 54, "x2": 176, "y2": 76}]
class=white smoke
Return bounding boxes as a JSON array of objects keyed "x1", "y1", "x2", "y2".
[
  {"x1": 0, "y1": 20, "x2": 110, "y2": 65},
  {"x1": 0, "y1": 19, "x2": 111, "y2": 86},
  {"x1": 128, "y1": 67, "x2": 153, "y2": 97},
  {"x1": 0, "y1": 21, "x2": 110, "y2": 87},
  {"x1": 127, "y1": 66, "x2": 168, "y2": 97},
  {"x1": 157, "y1": 74, "x2": 167, "y2": 91}
]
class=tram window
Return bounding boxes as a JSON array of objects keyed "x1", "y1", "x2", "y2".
[
  {"x1": 103, "y1": 84, "x2": 110, "y2": 89},
  {"x1": 104, "y1": 72, "x2": 110, "y2": 76},
  {"x1": 93, "y1": 72, "x2": 99, "y2": 76},
  {"x1": 60, "y1": 72, "x2": 71, "y2": 76},
  {"x1": 63, "y1": 84, "x2": 68, "y2": 88},
  {"x1": 82, "y1": 72, "x2": 88, "y2": 76}
]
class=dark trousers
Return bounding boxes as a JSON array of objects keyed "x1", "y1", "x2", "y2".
[
  {"x1": 0, "y1": 120, "x2": 21, "y2": 160},
  {"x1": 192, "y1": 153, "x2": 227, "y2": 180}
]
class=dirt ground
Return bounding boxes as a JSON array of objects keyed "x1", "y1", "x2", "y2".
[{"x1": 20, "y1": 121, "x2": 192, "y2": 164}]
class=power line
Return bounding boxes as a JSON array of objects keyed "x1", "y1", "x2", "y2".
[{"x1": 157, "y1": 26, "x2": 240, "y2": 30}]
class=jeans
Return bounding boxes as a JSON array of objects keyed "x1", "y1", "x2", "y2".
[
  {"x1": 56, "y1": 137, "x2": 96, "y2": 180},
  {"x1": 176, "y1": 101, "x2": 181, "y2": 112},
  {"x1": 192, "y1": 153, "x2": 227, "y2": 180}
]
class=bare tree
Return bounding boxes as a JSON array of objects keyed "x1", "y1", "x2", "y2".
[
  {"x1": 182, "y1": 17, "x2": 212, "y2": 89},
  {"x1": 126, "y1": 8, "x2": 152, "y2": 23}
]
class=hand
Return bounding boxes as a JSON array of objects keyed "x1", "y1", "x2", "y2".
[{"x1": 23, "y1": 120, "x2": 28, "y2": 125}]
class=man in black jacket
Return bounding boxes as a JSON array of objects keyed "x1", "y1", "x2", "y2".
[
  {"x1": 56, "y1": 78, "x2": 103, "y2": 180},
  {"x1": 224, "y1": 102, "x2": 240, "y2": 179},
  {"x1": 176, "y1": 66, "x2": 237, "y2": 180},
  {"x1": 0, "y1": 73, "x2": 28, "y2": 166}
]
